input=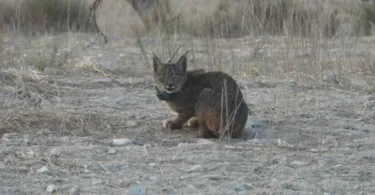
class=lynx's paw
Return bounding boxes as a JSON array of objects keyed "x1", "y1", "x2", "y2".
[
  {"x1": 162, "y1": 118, "x2": 183, "y2": 130},
  {"x1": 162, "y1": 118, "x2": 175, "y2": 128},
  {"x1": 186, "y1": 117, "x2": 199, "y2": 128}
]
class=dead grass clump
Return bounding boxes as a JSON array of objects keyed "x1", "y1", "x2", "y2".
[
  {"x1": 28, "y1": 45, "x2": 72, "y2": 72},
  {"x1": 0, "y1": 70, "x2": 60, "y2": 107},
  {"x1": 0, "y1": 0, "x2": 93, "y2": 35},
  {"x1": 133, "y1": 0, "x2": 342, "y2": 38},
  {"x1": 0, "y1": 110, "x2": 105, "y2": 137}
]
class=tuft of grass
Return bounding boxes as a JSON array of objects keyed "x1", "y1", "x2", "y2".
[{"x1": 29, "y1": 45, "x2": 71, "y2": 72}]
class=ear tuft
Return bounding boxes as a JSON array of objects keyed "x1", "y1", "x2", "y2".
[
  {"x1": 153, "y1": 54, "x2": 163, "y2": 72},
  {"x1": 176, "y1": 54, "x2": 187, "y2": 72}
]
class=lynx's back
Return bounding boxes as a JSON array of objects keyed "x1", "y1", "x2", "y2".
[{"x1": 153, "y1": 53, "x2": 249, "y2": 138}]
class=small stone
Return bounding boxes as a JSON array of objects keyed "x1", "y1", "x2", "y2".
[
  {"x1": 108, "y1": 149, "x2": 117, "y2": 154},
  {"x1": 50, "y1": 148, "x2": 62, "y2": 157},
  {"x1": 288, "y1": 80, "x2": 298, "y2": 90},
  {"x1": 235, "y1": 184, "x2": 247, "y2": 191},
  {"x1": 69, "y1": 186, "x2": 81, "y2": 195},
  {"x1": 112, "y1": 138, "x2": 132, "y2": 146},
  {"x1": 187, "y1": 165, "x2": 203, "y2": 173},
  {"x1": 37, "y1": 166, "x2": 49, "y2": 173},
  {"x1": 125, "y1": 120, "x2": 138, "y2": 127},
  {"x1": 46, "y1": 184, "x2": 56, "y2": 193},
  {"x1": 126, "y1": 186, "x2": 146, "y2": 195},
  {"x1": 149, "y1": 176, "x2": 158, "y2": 181},
  {"x1": 197, "y1": 139, "x2": 215, "y2": 145},
  {"x1": 41, "y1": 99, "x2": 55, "y2": 113},
  {"x1": 95, "y1": 78, "x2": 119, "y2": 85},
  {"x1": 243, "y1": 183, "x2": 254, "y2": 190},
  {"x1": 0, "y1": 162, "x2": 6, "y2": 170},
  {"x1": 289, "y1": 161, "x2": 308, "y2": 167},
  {"x1": 43, "y1": 128, "x2": 52, "y2": 135}
]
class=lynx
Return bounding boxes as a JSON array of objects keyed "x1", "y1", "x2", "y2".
[{"x1": 153, "y1": 52, "x2": 249, "y2": 138}]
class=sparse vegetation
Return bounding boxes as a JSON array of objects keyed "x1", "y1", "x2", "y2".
[
  {"x1": 0, "y1": 0, "x2": 93, "y2": 35},
  {"x1": 29, "y1": 45, "x2": 71, "y2": 71}
]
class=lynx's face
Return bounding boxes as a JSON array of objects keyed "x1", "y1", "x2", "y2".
[{"x1": 153, "y1": 54, "x2": 187, "y2": 94}]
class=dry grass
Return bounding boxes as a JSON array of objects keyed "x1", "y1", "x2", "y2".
[
  {"x1": 0, "y1": 0, "x2": 93, "y2": 35},
  {"x1": 0, "y1": 0, "x2": 371, "y2": 38}
]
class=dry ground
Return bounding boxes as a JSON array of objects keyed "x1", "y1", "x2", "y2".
[{"x1": 0, "y1": 33, "x2": 374, "y2": 195}]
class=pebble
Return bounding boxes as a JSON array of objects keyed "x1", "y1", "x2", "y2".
[
  {"x1": 112, "y1": 138, "x2": 132, "y2": 146},
  {"x1": 288, "y1": 80, "x2": 298, "y2": 90},
  {"x1": 187, "y1": 165, "x2": 203, "y2": 173},
  {"x1": 235, "y1": 184, "x2": 247, "y2": 191},
  {"x1": 289, "y1": 160, "x2": 308, "y2": 167},
  {"x1": 50, "y1": 147, "x2": 62, "y2": 157},
  {"x1": 43, "y1": 128, "x2": 52, "y2": 135},
  {"x1": 46, "y1": 184, "x2": 57, "y2": 193},
  {"x1": 125, "y1": 120, "x2": 138, "y2": 127},
  {"x1": 108, "y1": 148, "x2": 117, "y2": 154},
  {"x1": 37, "y1": 166, "x2": 49, "y2": 173},
  {"x1": 197, "y1": 139, "x2": 215, "y2": 145},
  {"x1": 69, "y1": 186, "x2": 81, "y2": 195},
  {"x1": 0, "y1": 162, "x2": 6, "y2": 170},
  {"x1": 95, "y1": 78, "x2": 119, "y2": 85},
  {"x1": 126, "y1": 186, "x2": 146, "y2": 195}
]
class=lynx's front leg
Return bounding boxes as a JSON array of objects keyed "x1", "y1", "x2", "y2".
[{"x1": 162, "y1": 113, "x2": 191, "y2": 130}]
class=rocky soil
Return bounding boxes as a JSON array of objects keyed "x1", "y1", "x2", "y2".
[{"x1": 0, "y1": 33, "x2": 374, "y2": 195}]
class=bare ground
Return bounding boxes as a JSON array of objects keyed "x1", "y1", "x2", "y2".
[{"x1": 0, "y1": 33, "x2": 374, "y2": 195}]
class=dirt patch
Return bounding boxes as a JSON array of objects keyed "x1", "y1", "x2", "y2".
[{"x1": 0, "y1": 33, "x2": 374, "y2": 194}]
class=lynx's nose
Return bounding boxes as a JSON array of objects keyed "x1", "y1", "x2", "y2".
[{"x1": 166, "y1": 84, "x2": 175, "y2": 90}]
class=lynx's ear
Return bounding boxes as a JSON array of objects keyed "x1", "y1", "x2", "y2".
[
  {"x1": 176, "y1": 53, "x2": 187, "y2": 72},
  {"x1": 153, "y1": 54, "x2": 163, "y2": 73}
]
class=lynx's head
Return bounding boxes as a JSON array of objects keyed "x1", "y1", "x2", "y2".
[{"x1": 153, "y1": 53, "x2": 187, "y2": 94}]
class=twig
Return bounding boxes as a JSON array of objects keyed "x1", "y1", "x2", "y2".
[
  {"x1": 136, "y1": 38, "x2": 150, "y2": 67},
  {"x1": 86, "y1": 0, "x2": 108, "y2": 43},
  {"x1": 167, "y1": 43, "x2": 184, "y2": 63}
]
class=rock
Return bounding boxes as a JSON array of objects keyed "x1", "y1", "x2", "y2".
[
  {"x1": 46, "y1": 184, "x2": 57, "y2": 193},
  {"x1": 187, "y1": 165, "x2": 203, "y2": 173},
  {"x1": 0, "y1": 162, "x2": 6, "y2": 170},
  {"x1": 22, "y1": 135, "x2": 30, "y2": 146},
  {"x1": 125, "y1": 120, "x2": 138, "y2": 127},
  {"x1": 126, "y1": 186, "x2": 146, "y2": 195},
  {"x1": 43, "y1": 128, "x2": 53, "y2": 135},
  {"x1": 114, "y1": 96, "x2": 126, "y2": 104},
  {"x1": 288, "y1": 80, "x2": 298, "y2": 90},
  {"x1": 112, "y1": 138, "x2": 132, "y2": 146},
  {"x1": 69, "y1": 186, "x2": 81, "y2": 195},
  {"x1": 243, "y1": 120, "x2": 270, "y2": 139},
  {"x1": 235, "y1": 184, "x2": 247, "y2": 191},
  {"x1": 108, "y1": 148, "x2": 117, "y2": 154},
  {"x1": 40, "y1": 99, "x2": 55, "y2": 113},
  {"x1": 50, "y1": 148, "x2": 62, "y2": 157},
  {"x1": 197, "y1": 139, "x2": 215, "y2": 145},
  {"x1": 243, "y1": 183, "x2": 254, "y2": 190},
  {"x1": 289, "y1": 160, "x2": 308, "y2": 167},
  {"x1": 37, "y1": 166, "x2": 49, "y2": 173},
  {"x1": 95, "y1": 78, "x2": 119, "y2": 86}
]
